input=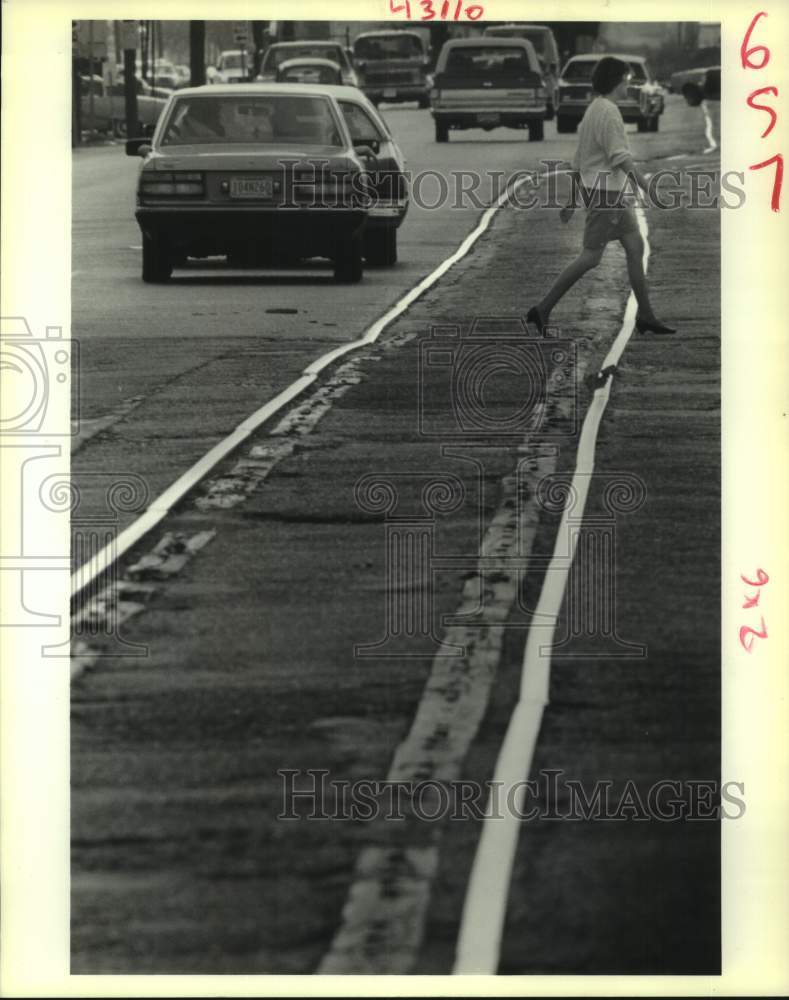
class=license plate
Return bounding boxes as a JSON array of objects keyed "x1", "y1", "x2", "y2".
[
  {"x1": 230, "y1": 177, "x2": 273, "y2": 199},
  {"x1": 383, "y1": 88, "x2": 397, "y2": 98},
  {"x1": 477, "y1": 112, "x2": 500, "y2": 126}
]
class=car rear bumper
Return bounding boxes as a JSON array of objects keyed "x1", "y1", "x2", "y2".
[
  {"x1": 362, "y1": 83, "x2": 428, "y2": 102},
  {"x1": 136, "y1": 206, "x2": 367, "y2": 253},
  {"x1": 432, "y1": 107, "x2": 546, "y2": 127}
]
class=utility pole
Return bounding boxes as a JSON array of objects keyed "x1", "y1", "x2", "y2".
[
  {"x1": 121, "y1": 20, "x2": 139, "y2": 137},
  {"x1": 189, "y1": 21, "x2": 206, "y2": 86}
]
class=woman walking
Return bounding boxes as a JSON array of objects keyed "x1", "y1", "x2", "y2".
[{"x1": 528, "y1": 56, "x2": 675, "y2": 335}]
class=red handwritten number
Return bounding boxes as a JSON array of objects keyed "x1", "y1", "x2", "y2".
[
  {"x1": 741, "y1": 11, "x2": 770, "y2": 69},
  {"x1": 389, "y1": 0, "x2": 411, "y2": 15},
  {"x1": 466, "y1": 5, "x2": 484, "y2": 18},
  {"x1": 749, "y1": 153, "x2": 784, "y2": 212},
  {"x1": 747, "y1": 86, "x2": 780, "y2": 138},
  {"x1": 740, "y1": 619, "x2": 768, "y2": 653},
  {"x1": 741, "y1": 568, "x2": 770, "y2": 587}
]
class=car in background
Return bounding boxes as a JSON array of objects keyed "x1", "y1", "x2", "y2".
[
  {"x1": 556, "y1": 53, "x2": 664, "y2": 133},
  {"x1": 125, "y1": 84, "x2": 372, "y2": 283},
  {"x1": 173, "y1": 64, "x2": 191, "y2": 88},
  {"x1": 320, "y1": 84, "x2": 409, "y2": 265},
  {"x1": 430, "y1": 37, "x2": 548, "y2": 142},
  {"x1": 82, "y1": 74, "x2": 168, "y2": 136},
  {"x1": 352, "y1": 30, "x2": 430, "y2": 108},
  {"x1": 211, "y1": 50, "x2": 250, "y2": 84},
  {"x1": 483, "y1": 23, "x2": 560, "y2": 118},
  {"x1": 275, "y1": 58, "x2": 343, "y2": 86},
  {"x1": 670, "y1": 64, "x2": 721, "y2": 105},
  {"x1": 149, "y1": 71, "x2": 179, "y2": 92},
  {"x1": 258, "y1": 41, "x2": 359, "y2": 87}
]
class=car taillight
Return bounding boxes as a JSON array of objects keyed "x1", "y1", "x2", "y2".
[
  {"x1": 140, "y1": 171, "x2": 204, "y2": 197},
  {"x1": 430, "y1": 88, "x2": 439, "y2": 100},
  {"x1": 537, "y1": 87, "x2": 546, "y2": 98}
]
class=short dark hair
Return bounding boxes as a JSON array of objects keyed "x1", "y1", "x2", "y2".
[{"x1": 592, "y1": 56, "x2": 630, "y2": 95}]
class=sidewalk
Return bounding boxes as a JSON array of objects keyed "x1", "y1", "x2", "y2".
[{"x1": 71, "y1": 173, "x2": 720, "y2": 974}]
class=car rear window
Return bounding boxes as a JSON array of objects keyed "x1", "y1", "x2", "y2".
[
  {"x1": 445, "y1": 45, "x2": 534, "y2": 77},
  {"x1": 160, "y1": 95, "x2": 344, "y2": 146},
  {"x1": 266, "y1": 45, "x2": 347, "y2": 71},
  {"x1": 280, "y1": 63, "x2": 341, "y2": 84},
  {"x1": 354, "y1": 35, "x2": 424, "y2": 59}
]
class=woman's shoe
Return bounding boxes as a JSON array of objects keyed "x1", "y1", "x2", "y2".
[
  {"x1": 526, "y1": 305, "x2": 546, "y2": 335},
  {"x1": 635, "y1": 313, "x2": 676, "y2": 335}
]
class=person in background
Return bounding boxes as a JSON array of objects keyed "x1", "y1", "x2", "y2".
[{"x1": 528, "y1": 56, "x2": 675, "y2": 336}]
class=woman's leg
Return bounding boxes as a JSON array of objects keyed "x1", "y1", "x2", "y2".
[{"x1": 537, "y1": 246, "x2": 604, "y2": 318}]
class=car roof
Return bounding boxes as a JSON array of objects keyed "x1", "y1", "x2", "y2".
[
  {"x1": 279, "y1": 57, "x2": 342, "y2": 68},
  {"x1": 171, "y1": 82, "x2": 343, "y2": 98},
  {"x1": 486, "y1": 23, "x2": 552, "y2": 32},
  {"x1": 268, "y1": 40, "x2": 342, "y2": 48},
  {"x1": 354, "y1": 29, "x2": 423, "y2": 39},
  {"x1": 443, "y1": 36, "x2": 536, "y2": 47},
  {"x1": 566, "y1": 52, "x2": 647, "y2": 63}
]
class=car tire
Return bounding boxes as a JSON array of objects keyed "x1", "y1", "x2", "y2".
[
  {"x1": 334, "y1": 232, "x2": 364, "y2": 283},
  {"x1": 365, "y1": 227, "x2": 397, "y2": 266},
  {"x1": 112, "y1": 117, "x2": 128, "y2": 139},
  {"x1": 556, "y1": 115, "x2": 576, "y2": 134},
  {"x1": 418, "y1": 94, "x2": 430, "y2": 109},
  {"x1": 648, "y1": 115, "x2": 660, "y2": 133},
  {"x1": 637, "y1": 116, "x2": 650, "y2": 133},
  {"x1": 529, "y1": 119, "x2": 544, "y2": 141},
  {"x1": 545, "y1": 102, "x2": 555, "y2": 121},
  {"x1": 435, "y1": 120, "x2": 449, "y2": 143},
  {"x1": 142, "y1": 234, "x2": 172, "y2": 283}
]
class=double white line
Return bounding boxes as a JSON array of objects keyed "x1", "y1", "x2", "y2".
[{"x1": 453, "y1": 208, "x2": 650, "y2": 974}]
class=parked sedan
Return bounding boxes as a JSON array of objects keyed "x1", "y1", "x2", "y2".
[
  {"x1": 275, "y1": 58, "x2": 343, "y2": 85},
  {"x1": 557, "y1": 54, "x2": 664, "y2": 132},
  {"x1": 126, "y1": 84, "x2": 373, "y2": 283},
  {"x1": 320, "y1": 84, "x2": 409, "y2": 265}
]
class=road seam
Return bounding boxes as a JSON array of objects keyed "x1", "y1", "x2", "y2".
[{"x1": 452, "y1": 207, "x2": 650, "y2": 975}]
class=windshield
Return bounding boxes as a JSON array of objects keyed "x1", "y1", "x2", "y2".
[
  {"x1": 354, "y1": 35, "x2": 424, "y2": 60},
  {"x1": 445, "y1": 46, "x2": 534, "y2": 77},
  {"x1": 628, "y1": 61, "x2": 647, "y2": 81},
  {"x1": 265, "y1": 45, "x2": 347, "y2": 71},
  {"x1": 562, "y1": 59, "x2": 648, "y2": 83},
  {"x1": 220, "y1": 53, "x2": 245, "y2": 70},
  {"x1": 562, "y1": 60, "x2": 595, "y2": 81},
  {"x1": 161, "y1": 95, "x2": 344, "y2": 146}
]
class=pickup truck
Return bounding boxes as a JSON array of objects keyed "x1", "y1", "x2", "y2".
[
  {"x1": 352, "y1": 30, "x2": 431, "y2": 108},
  {"x1": 430, "y1": 37, "x2": 548, "y2": 142},
  {"x1": 80, "y1": 75, "x2": 168, "y2": 137}
]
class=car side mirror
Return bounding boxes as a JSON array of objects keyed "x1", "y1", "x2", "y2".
[
  {"x1": 353, "y1": 137, "x2": 380, "y2": 155},
  {"x1": 126, "y1": 138, "x2": 152, "y2": 156}
]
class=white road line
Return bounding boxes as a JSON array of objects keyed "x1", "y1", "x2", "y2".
[
  {"x1": 701, "y1": 100, "x2": 718, "y2": 154},
  {"x1": 452, "y1": 207, "x2": 650, "y2": 975},
  {"x1": 71, "y1": 177, "x2": 534, "y2": 600}
]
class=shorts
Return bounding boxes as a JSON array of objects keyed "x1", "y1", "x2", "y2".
[{"x1": 583, "y1": 201, "x2": 639, "y2": 249}]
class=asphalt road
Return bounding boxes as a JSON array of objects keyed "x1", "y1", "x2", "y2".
[{"x1": 71, "y1": 95, "x2": 722, "y2": 974}]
